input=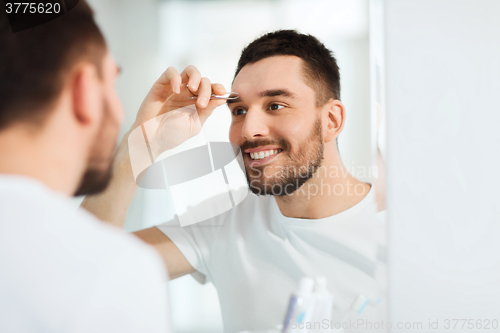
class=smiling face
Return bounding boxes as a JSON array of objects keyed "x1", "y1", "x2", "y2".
[{"x1": 229, "y1": 55, "x2": 326, "y2": 196}]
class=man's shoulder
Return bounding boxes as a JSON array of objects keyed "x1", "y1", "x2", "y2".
[
  {"x1": 0, "y1": 179, "x2": 170, "y2": 331},
  {"x1": 212, "y1": 191, "x2": 274, "y2": 226},
  {"x1": 233, "y1": 191, "x2": 273, "y2": 211},
  {"x1": 78, "y1": 208, "x2": 164, "y2": 261},
  {"x1": 165, "y1": 190, "x2": 272, "y2": 226},
  {"x1": 61, "y1": 205, "x2": 166, "y2": 280},
  {"x1": 0, "y1": 175, "x2": 165, "y2": 278},
  {"x1": 157, "y1": 191, "x2": 272, "y2": 240}
]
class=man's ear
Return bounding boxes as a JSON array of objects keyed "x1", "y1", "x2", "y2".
[
  {"x1": 71, "y1": 64, "x2": 102, "y2": 126},
  {"x1": 323, "y1": 99, "x2": 346, "y2": 143}
]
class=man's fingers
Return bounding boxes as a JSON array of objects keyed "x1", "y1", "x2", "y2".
[
  {"x1": 151, "y1": 64, "x2": 226, "y2": 114},
  {"x1": 211, "y1": 83, "x2": 226, "y2": 96},
  {"x1": 145, "y1": 67, "x2": 182, "y2": 101},
  {"x1": 156, "y1": 67, "x2": 181, "y2": 93},
  {"x1": 181, "y1": 65, "x2": 202, "y2": 92},
  {"x1": 196, "y1": 83, "x2": 227, "y2": 124},
  {"x1": 196, "y1": 77, "x2": 212, "y2": 108},
  {"x1": 165, "y1": 67, "x2": 182, "y2": 94}
]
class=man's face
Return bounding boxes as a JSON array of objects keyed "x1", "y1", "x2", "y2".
[
  {"x1": 74, "y1": 53, "x2": 123, "y2": 196},
  {"x1": 229, "y1": 55, "x2": 325, "y2": 196}
]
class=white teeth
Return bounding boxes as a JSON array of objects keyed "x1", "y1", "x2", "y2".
[{"x1": 249, "y1": 149, "x2": 281, "y2": 160}]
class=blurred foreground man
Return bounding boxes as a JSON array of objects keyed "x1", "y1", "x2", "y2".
[
  {"x1": 0, "y1": 2, "x2": 171, "y2": 332},
  {"x1": 84, "y1": 30, "x2": 386, "y2": 332}
]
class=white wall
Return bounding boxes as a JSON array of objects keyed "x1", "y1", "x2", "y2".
[{"x1": 385, "y1": 0, "x2": 500, "y2": 330}]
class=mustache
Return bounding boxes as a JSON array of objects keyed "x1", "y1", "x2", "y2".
[{"x1": 240, "y1": 138, "x2": 290, "y2": 151}]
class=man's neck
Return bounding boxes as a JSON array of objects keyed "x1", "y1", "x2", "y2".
[
  {"x1": 0, "y1": 125, "x2": 83, "y2": 196},
  {"x1": 274, "y1": 161, "x2": 371, "y2": 220}
]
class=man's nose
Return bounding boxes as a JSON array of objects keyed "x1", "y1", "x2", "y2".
[{"x1": 240, "y1": 109, "x2": 270, "y2": 140}]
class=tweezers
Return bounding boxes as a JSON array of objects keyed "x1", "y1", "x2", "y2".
[{"x1": 188, "y1": 92, "x2": 239, "y2": 101}]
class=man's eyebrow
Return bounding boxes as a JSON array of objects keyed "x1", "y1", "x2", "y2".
[
  {"x1": 259, "y1": 89, "x2": 296, "y2": 99},
  {"x1": 226, "y1": 88, "x2": 296, "y2": 105},
  {"x1": 226, "y1": 97, "x2": 242, "y2": 105}
]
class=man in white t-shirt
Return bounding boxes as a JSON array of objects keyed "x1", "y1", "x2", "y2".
[
  {"x1": 0, "y1": 2, "x2": 182, "y2": 332},
  {"x1": 83, "y1": 30, "x2": 386, "y2": 332}
]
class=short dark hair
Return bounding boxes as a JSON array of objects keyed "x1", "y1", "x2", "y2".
[
  {"x1": 0, "y1": 1, "x2": 106, "y2": 130},
  {"x1": 234, "y1": 30, "x2": 340, "y2": 106}
]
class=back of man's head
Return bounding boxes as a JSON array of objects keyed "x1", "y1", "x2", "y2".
[
  {"x1": 0, "y1": 1, "x2": 106, "y2": 131},
  {"x1": 234, "y1": 30, "x2": 341, "y2": 107}
]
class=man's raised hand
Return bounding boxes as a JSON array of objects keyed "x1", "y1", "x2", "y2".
[{"x1": 133, "y1": 65, "x2": 226, "y2": 129}]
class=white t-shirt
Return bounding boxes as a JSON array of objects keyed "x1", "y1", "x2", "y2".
[
  {"x1": 0, "y1": 175, "x2": 171, "y2": 333},
  {"x1": 157, "y1": 185, "x2": 387, "y2": 333}
]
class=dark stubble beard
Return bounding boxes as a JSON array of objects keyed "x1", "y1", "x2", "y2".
[
  {"x1": 244, "y1": 117, "x2": 324, "y2": 196},
  {"x1": 74, "y1": 102, "x2": 118, "y2": 197}
]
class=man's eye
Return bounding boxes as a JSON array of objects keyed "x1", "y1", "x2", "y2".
[
  {"x1": 232, "y1": 107, "x2": 247, "y2": 116},
  {"x1": 268, "y1": 104, "x2": 285, "y2": 111}
]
